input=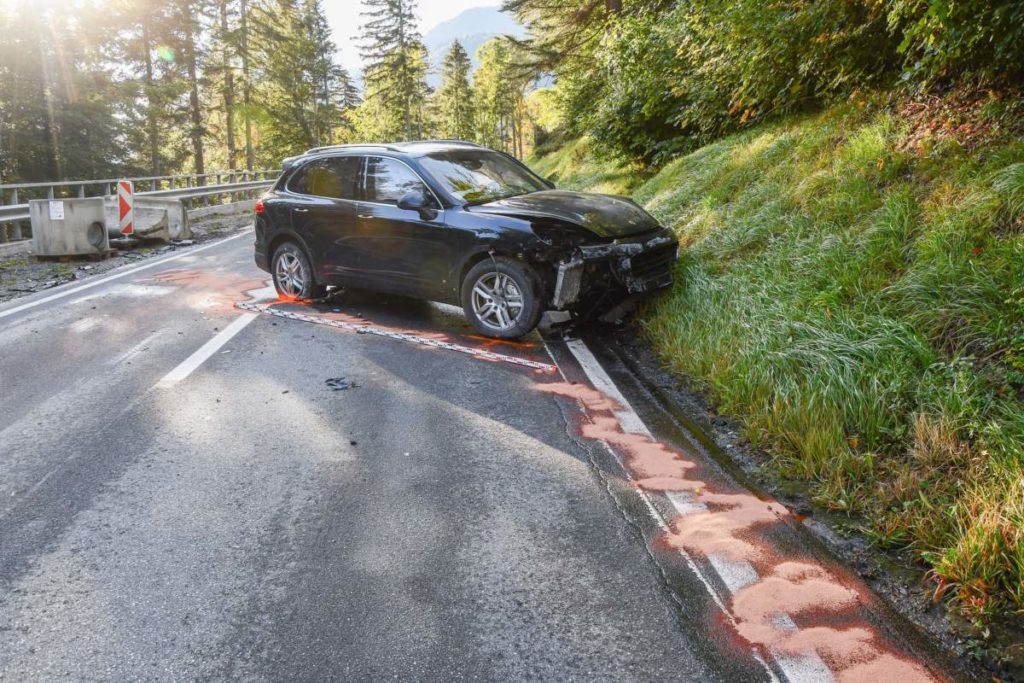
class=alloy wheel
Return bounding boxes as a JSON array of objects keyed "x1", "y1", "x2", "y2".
[
  {"x1": 275, "y1": 252, "x2": 306, "y2": 297},
  {"x1": 471, "y1": 272, "x2": 524, "y2": 331}
]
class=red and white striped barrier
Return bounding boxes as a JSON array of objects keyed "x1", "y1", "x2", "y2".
[{"x1": 117, "y1": 180, "x2": 134, "y2": 236}]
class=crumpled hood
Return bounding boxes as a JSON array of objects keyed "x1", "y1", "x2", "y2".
[{"x1": 468, "y1": 190, "x2": 661, "y2": 239}]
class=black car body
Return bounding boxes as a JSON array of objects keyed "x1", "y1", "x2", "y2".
[{"x1": 254, "y1": 140, "x2": 677, "y2": 338}]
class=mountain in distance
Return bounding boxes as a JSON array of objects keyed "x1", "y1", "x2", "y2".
[{"x1": 422, "y1": 6, "x2": 527, "y2": 88}]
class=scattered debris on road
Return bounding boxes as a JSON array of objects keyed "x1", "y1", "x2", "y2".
[{"x1": 325, "y1": 377, "x2": 358, "y2": 391}]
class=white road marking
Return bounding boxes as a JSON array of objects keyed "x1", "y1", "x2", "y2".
[
  {"x1": 557, "y1": 337, "x2": 833, "y2": 683},
  {"x1": 0, "y1": 229, "x2": 252, "y2": 322},
  {"x1": 154, "y1": 313, "x2": 257, "y2": 389},
  {"x1": 564, "y1": 339, "x2": 650, "y2": 434}
]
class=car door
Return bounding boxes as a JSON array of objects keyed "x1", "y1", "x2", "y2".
[
  {"x1": 337, "y1": 155, "x2": 455, "y2": 298},
  {"x1": 287, "y1": 155, "x2": 361, "y2": 284}
]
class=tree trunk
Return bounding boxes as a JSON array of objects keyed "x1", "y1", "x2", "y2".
[
  {"x1": 141, "y1": 20, "x2": 160, "y2": 175},
  {"x1": 219, "y1": 0, "x2": 237, "y2": 170},
  {"x1": 606, "y1": 0, "x2": 623, "y2": 13},
  {"x1": 181, "y1": 0, "x2": 205, "y2": 177},
  {"x1": 240, "y1": 0, "x2": 254, "y2": 170}
]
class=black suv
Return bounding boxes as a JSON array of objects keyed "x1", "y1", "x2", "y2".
[{"x1": 254, "y1": 141, "x2": 677, "y2": 339}]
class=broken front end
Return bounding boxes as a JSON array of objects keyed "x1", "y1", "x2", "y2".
[{"x1": 550, "y1": 232, "x2": 679, "y2": 318}]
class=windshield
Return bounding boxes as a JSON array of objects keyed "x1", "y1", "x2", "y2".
[{"x1": 419, "y1": 150, "x2": 548, "y2": 204}]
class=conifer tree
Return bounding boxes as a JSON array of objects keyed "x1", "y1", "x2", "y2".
[
  {"x1": 254, "y1": 0, "x2": 354, "y2": 159},
  {"x1": 177, "y1": 0, "x2": 207, "y2": 175},
  {"x1": 434, "y1": 40, "x2": 475, "y2": 141},
  {"x1": 217, "y1": 0, "x2": 238, "y2": 170},
  {"x1": 358, "y1": 0, "x2": 427, "y2": 141}
]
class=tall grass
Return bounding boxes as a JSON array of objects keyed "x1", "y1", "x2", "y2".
[{"x1": 535, "y1": 102, "x2": 1024, "y2": 622}]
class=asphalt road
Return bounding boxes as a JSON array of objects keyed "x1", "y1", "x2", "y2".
[{"x1": 0, "y1": 229, "x2": 954, "y2": 682}]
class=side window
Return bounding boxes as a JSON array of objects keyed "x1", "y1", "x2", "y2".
[
  {"x1": 287, "y1": 157, "x2": 360, "y2": 199},
  {"x1": 365, "y1": 157, "x2": 429, "y2": 205},
  {"x1": 286, "y1": 163, "x2": 311, "y2": 194}
]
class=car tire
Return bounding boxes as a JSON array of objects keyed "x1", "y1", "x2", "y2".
[
  {"x1": 271, "y1": 242, "x2": 326, "y2": 300},
  {"x1": 461, "y1": 256, "x2": 543, "y2": 339}
]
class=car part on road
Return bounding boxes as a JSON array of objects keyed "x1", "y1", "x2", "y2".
[
  {"x1": 461, "y1": 256, "x2": 543, "y2": 339},
  {"x1": 272, "y1": 242, "x2": 325, "y2": 300},
  {"x1": 325, "y1": 377, "x2": 358, "y2": 390}
]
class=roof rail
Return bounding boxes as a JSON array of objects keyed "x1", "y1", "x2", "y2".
[
  {"x1": 302, "y1": 139, "x2": 486, "y2": 156},
  {"x1": 303, "y1": 142, "x2": 400, "y2": 155},
  {"x1": 411, "y1": 139, "x2": 485, "y2": 147}
]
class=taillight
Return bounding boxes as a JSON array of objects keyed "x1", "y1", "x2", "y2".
[{"x1": 254, "y1": 199, "x2": 266, "y2": 215}]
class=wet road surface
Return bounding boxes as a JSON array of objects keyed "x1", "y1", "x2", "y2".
[{"x1": 0, "y1": 229, "x2": 957, "y2": 681}]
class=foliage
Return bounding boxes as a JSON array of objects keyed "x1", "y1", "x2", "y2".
[
  {"x1": 533, "y1": 100, "x2": 1024, "y2": 623},
  {"x1": 473, "y1": 38, "x2": 531, "y2": 156},
  {"x1": 510, "y1": 0, "x2": 1021, "y2": 163},
  {"x1": 889, "y1": 0, "x2": 1024, "y2": 84},
  {"x1": 358, "y1": 0, "x2": 429, "y2": 141},
  {"x1": 253, "y1": 0, "x2": 353, "y2": 160},
  {"x1": 0, "y1": 3, "x2": 133, "y2": 181},
  {"x1": 0, "y1": 0, "x2": 355, "y2": 183},
  {"x1": 534, "y1": 0, "x2": 900, "y2": 162},
  {"x1": 433, "y1": 41, "x2": 475, "y2": 141}
]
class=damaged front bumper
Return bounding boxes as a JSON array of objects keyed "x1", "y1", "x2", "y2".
[{"x1": 551, "y1": 233, "x2": 678, "y2": 309}]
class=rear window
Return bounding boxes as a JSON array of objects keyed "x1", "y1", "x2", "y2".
[{"x1": 287, "y1": 156, "x2": 361, "y2": 200}]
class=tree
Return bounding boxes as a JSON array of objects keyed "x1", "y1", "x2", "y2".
[
  {"x1": 358, "y1": 0, "x2": 428, "y2": 141},
  {"x1": 434, "y1": 41, "x2": 475, "y2": 141},
  {"x1": 177, "y1": 0, "x2": 207, "y2": 176},
  {"x1": 253, "y1": 0, "x2": 354, "y2": 160},
  {"x1": 0, "y1": 1, "x2": 128, "y2": 183},
  {"x1": 239, "y1": 0, "x2": 255, "y2": 169},
  {"x1": 474, "y1": 38, "x2": 531, "y2": 157},
  {"x1": 501, "y1": 0, "x2": 636, "y2": 74},
  {"x1": 217, "y1": 0, "x2": 238, "y2": 170}
]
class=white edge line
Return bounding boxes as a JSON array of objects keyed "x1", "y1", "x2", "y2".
[
  {"x1": 154, "y1": 313, "x2": 257, "y2": 389},
  {"x1": 0, "y1": 229, "x2": 253, "y2": 321},
  {"x1": 553, "y1": 337, "x2": 833, "y2": 683}
]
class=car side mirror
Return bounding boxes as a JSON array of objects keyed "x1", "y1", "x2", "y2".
[{"x1": 397, "y1": 190, "x2": 428, "y2": 212}]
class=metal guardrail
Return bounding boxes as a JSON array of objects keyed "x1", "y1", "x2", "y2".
[{"x1": 0, "y1": 170, "x2": 277, "y2": 242}]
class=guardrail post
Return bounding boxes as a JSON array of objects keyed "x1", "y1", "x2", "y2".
[
  {"x1": 77, "y1": 185, "x2": 85, "y2": 198},
  {"x1": 11, "y1": 189, "x2": 22, "y2": 241},
  {"x1": 104, "y1": 182, "x2": 111, "y2": 197},
  {"x1": 0, "y1": 192, "x2": 7, "y2": 243},
  {"x1": 46, "y1": 186, "x2": 54, "y2": 200}
]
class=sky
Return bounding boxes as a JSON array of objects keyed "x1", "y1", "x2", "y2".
[{"x1": 327, "y1": 0, "x2": 500, "y2": 75}]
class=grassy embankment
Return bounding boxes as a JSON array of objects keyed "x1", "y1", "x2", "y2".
[{"x1": 530, "y1": 99, "x2": 1024, "y2": 623}]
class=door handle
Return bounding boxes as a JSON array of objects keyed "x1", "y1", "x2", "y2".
[
  {"x1": 357, "y1": 214, "x2": 374, "y2": 220},
  {"x1": 294, "y1": 207, "x2": 310, "y2": 213}
]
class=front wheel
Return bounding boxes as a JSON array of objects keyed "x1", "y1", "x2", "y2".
[
  {"x1": 461, "y1": 257, "x2": 543, "y2": 339},
  {"x1": 271, "y1": 242, "x2": 326, "y2": 300}
]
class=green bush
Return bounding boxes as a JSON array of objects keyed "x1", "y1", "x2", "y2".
[
  {"x1": 552, "y1": 1, "x2": 899, "y2": 162},
  {"x1": 540, "y1": 0, "x2": 1021, "y2": 163},
  {"x1": 889, "y1": 0, "x2": 1024, "y2": 84}
]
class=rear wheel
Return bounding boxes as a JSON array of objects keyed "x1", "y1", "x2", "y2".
[
  {"x1": 271, "y1": 242, "x2": 326, "y2": 300},
  {"x1": 461, "y1": 257, "x2": 543, "y2": 339}
]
